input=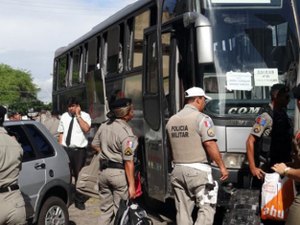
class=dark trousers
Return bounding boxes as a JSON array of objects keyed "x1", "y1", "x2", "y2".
[
  {"x1": 64, "y1": 147, "x2": 87, "y2": 204},
  {"x1": 64, "y1": 147, "x2": 87, "y2": 182}
]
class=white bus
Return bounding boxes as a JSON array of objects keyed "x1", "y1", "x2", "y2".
[{"x1": 52, "y1": 0, "x2": 300, "y2": 212}]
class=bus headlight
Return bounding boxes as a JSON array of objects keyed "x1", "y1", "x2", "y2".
[{"x1": 212, "y1": 153, "x2": 246, "y2": 169}]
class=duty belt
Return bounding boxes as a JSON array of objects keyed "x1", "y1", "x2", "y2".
[
  {"x1": 100, "y1": 159, "x2": 124, "y2": 171},
  {"x1": 0, "y1": 184, "x2": 19, "y2": 193}
]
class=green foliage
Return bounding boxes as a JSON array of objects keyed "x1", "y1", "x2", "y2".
[
  {"x1": 0, "y1": 63, "x2": 51, "y2": 114},
  {"x1": 8, "y1": 101, "x2": 52, "y2": 115},
  {"x1": 0, "y1": 63, "x2": 40, "y2": 105}
]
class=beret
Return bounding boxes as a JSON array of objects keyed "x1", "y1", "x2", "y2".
[{"x1": 110, "y1": 98, "x2": 132, "y2": 110}]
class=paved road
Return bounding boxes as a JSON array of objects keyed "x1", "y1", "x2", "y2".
[{"x1": 68, "y1": 197, "x2": 175, "y2": 225}]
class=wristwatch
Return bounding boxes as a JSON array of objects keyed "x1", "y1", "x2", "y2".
[{"x1": 283, "y1": 167, "x2": 291, "y2": 176}]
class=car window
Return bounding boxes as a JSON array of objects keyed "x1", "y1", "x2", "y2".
[
  {"x1": 25, "y1": 125, "x2": 55, "y2": 158},
  {"x1": 5, "y1": 125, "x2": 36, "y2": 162}
]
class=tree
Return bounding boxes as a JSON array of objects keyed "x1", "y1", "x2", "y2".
[
  {"x1": 0, "y1": 63, "x2": 52, "y2": 114},
  {"x1": 0, "y1": 63, "x2": 40, "y2": 105}
]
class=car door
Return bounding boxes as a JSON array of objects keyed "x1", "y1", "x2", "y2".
[{"x1": 5, "y1": 124, "x2": 47, "y2": 218}]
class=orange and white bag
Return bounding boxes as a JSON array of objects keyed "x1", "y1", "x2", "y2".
[{"x1": 261, "y1": 172, "x2": 295, "y2": 221}]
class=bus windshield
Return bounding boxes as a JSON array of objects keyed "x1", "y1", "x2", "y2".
[{"x1": 201, "y1": 0, "x2": 299, "y2": 117}]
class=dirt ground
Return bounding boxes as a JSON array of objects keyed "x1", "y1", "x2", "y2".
[{"x1": 69, "y1": 198, "x2": 101, "y2": 225}]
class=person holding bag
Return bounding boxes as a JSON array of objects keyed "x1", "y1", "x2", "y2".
[
  {"x1": 91, "y1": 98, "x2": 138, "y2": 225},
  {"x1": 271, "y1": 83, "x2": 300, "y2": 225}
]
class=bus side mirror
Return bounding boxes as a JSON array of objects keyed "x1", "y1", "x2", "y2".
[{"x1": 183, "y1": 13, "x2": 214, "y2": 64}]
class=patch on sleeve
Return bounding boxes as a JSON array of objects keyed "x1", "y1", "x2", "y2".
[
  {"x1": 124, "y1": 140, "x2": 134, "y2": 156},
  {"x1": 207, "y1": 128, "x2": 215, "y2": 137},
  {"x1": 204, "y1": 119, "x2": 212, "y2": 128},
  {"x1": 256, "y1": 116, "x2": 267, "y2": 126},
  {"x1": 124, "y1": 147, "x2": 133, "y2": 156},
  {"x1": 253, "y1": 124, "x2": 261, "y2": 133}
]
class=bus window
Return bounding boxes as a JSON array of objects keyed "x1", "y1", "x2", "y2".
[
  {"x1": 133, "y1": 10, "x2": 150, "y2": 68},
  {"x1": 106, "y1": 74, "x2": 142, "y2": 110},
  {"x1": 97, "y1": 36, "x2": 101, "y2": 70},
  {"x1": 162, "y1": 33, "x2": 171, "y2": 115},
  {"x1": 146, "y1": 33, "x2": 158, "y2": 94},
  {"x1": 58, "y1": 55, "x2": 67, "y2": 89},
  {"x1": 107, "y1": 26, "x2": 120, "y2": 74},
  {"x1": 119, "y1": 24, "x2": 124, "y2": 73},
  {"x1": 72, "y1": 48, "x2": 81, "y2": 84},
  {"x1": 162, "y1": 33, "x2": 171, "y2": 88},
  {"x1": 162, "y1": 0, "x2": 188, "y2": 23},
  {"x1": 84, "y1": 44, "x2": 88, "y2": 75},
  {"x1": 124, "y1": 74, "x2": 142, "y2": 110},
  {"x1": 88, "y1": 38, "x2": 97, "y2": 72},
  {"x1": 53, "y1": 60, "x2": 58, "y2": 91},
  {"x1": 102, "y1": 34, "x2": 108, "y2": 75}
]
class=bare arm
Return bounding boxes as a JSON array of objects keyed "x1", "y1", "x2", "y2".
[
  {"x1": 272, "y1": 163, "x2": 300, "y2": 182},
  {"x1": 246, "y1": 134, "x2": 265, "y2": 179},
  {"x1": 124, "y1": 160, "x2": 136, "y2": 199},
  {"x1": 203, "y1": 140, "x2": 228, "y2": 181},
  {"x1": 58, "y1": 133, "x2": 63, "y2": 145},
  {"x1": 75, "y1": 106, "x2": 90, "y2": 133},
  {"x1": 76, "y1": 116, "x2": 90, "y2": 133}
]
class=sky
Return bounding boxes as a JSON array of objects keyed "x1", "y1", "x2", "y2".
[{"x1": 0, "y1": 0, "x2": 137, "y2": 103}]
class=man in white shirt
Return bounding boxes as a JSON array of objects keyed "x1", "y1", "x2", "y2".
[{"x1": 58, "y1": 97, "x2": 91, "y2": 210}]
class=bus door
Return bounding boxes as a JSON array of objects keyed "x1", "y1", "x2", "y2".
[
  {"x1": 142, "y1": 25, "x2": 181, "y2": 201},
  {"x1": 142, "y1": 27, "x2": 168, "y2": 201}
]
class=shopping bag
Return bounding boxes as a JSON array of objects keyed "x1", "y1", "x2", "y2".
[
  {"x1": 76, "y1": 154, "x2": 100, "y2": 199},
  {"x1": 261, "y1": 172, "x2": 295, "y2": 221},
  {"x1": 135, "y1": 171, "x2": 143, "y2": 198}
]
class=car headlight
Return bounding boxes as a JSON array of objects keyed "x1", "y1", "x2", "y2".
[{"x1": 212, "y1": 153, "x2": 246, "y2": 169}]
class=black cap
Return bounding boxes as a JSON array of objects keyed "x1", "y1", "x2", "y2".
[
  {"x1": 293, "y1": 84, "x2": 300, "y2": 99},
  {"x1": 110, "y1": 98, "x2": 132, "y2": 110},
  {"x1": 0, "y1": 106, "x2": 7, "y2": 119}
]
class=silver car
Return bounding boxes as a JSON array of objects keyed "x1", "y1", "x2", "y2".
[{"x1": 4, "y1": 120, "x2": 71, "y2": 225}]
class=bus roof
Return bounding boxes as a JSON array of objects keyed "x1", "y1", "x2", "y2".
[{"x1": 54, "y1": 0, "x2": 152, "y2": 58}]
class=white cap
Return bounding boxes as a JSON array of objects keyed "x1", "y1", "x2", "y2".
[{"x1": 185, "y1": 87, "x2": 212, "y2": 100}]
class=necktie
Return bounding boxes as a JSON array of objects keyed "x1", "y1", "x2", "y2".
[{"x1": 66, "y1": 116, "x2": 74, "y2": 146}]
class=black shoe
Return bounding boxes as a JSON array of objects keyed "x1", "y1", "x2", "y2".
[{"x1": 75, "y1": 201, "x2": 85, "y2": 210}]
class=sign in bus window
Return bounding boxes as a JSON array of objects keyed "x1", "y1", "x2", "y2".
[
  {"x1": 226, "y1": 71, "x2": 252, "y2": 91},
  {"x1": 208, "y1": 0, "x2": 282, "y2": 7},
  {"x1": 254, "y1": 68, "x2": 279, "y2": 86},
  {"x1": 211, "y1": 0, "x2": 271, "y2": 3}
]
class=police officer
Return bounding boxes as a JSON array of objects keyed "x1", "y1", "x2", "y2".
[
  {"x1": 166, "y1": 87, "x2": 228, "y2": 225},
  {"x1": 0, "y1": 105, "x2": 26, "y2": 225},
  {"x1": 246, "y1": 83, "x2": 292, "y2": 180},
  {"x1": 91, "y1": 98, "x2": 138, "y2": 225},
  {"x1": 246, "y1": 84, "x2": 292, "y2": 225},
  {"x1": 271, "y1": 84, "x2": 300, "y2": 225}
]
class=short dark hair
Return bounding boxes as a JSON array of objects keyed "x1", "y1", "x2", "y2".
[
  {"x1": 67, "y1": 97, "x2": 79, "y2": 107},
  {"x1": 270, "y1": 83, "x2": 288, "y2": 101}
]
